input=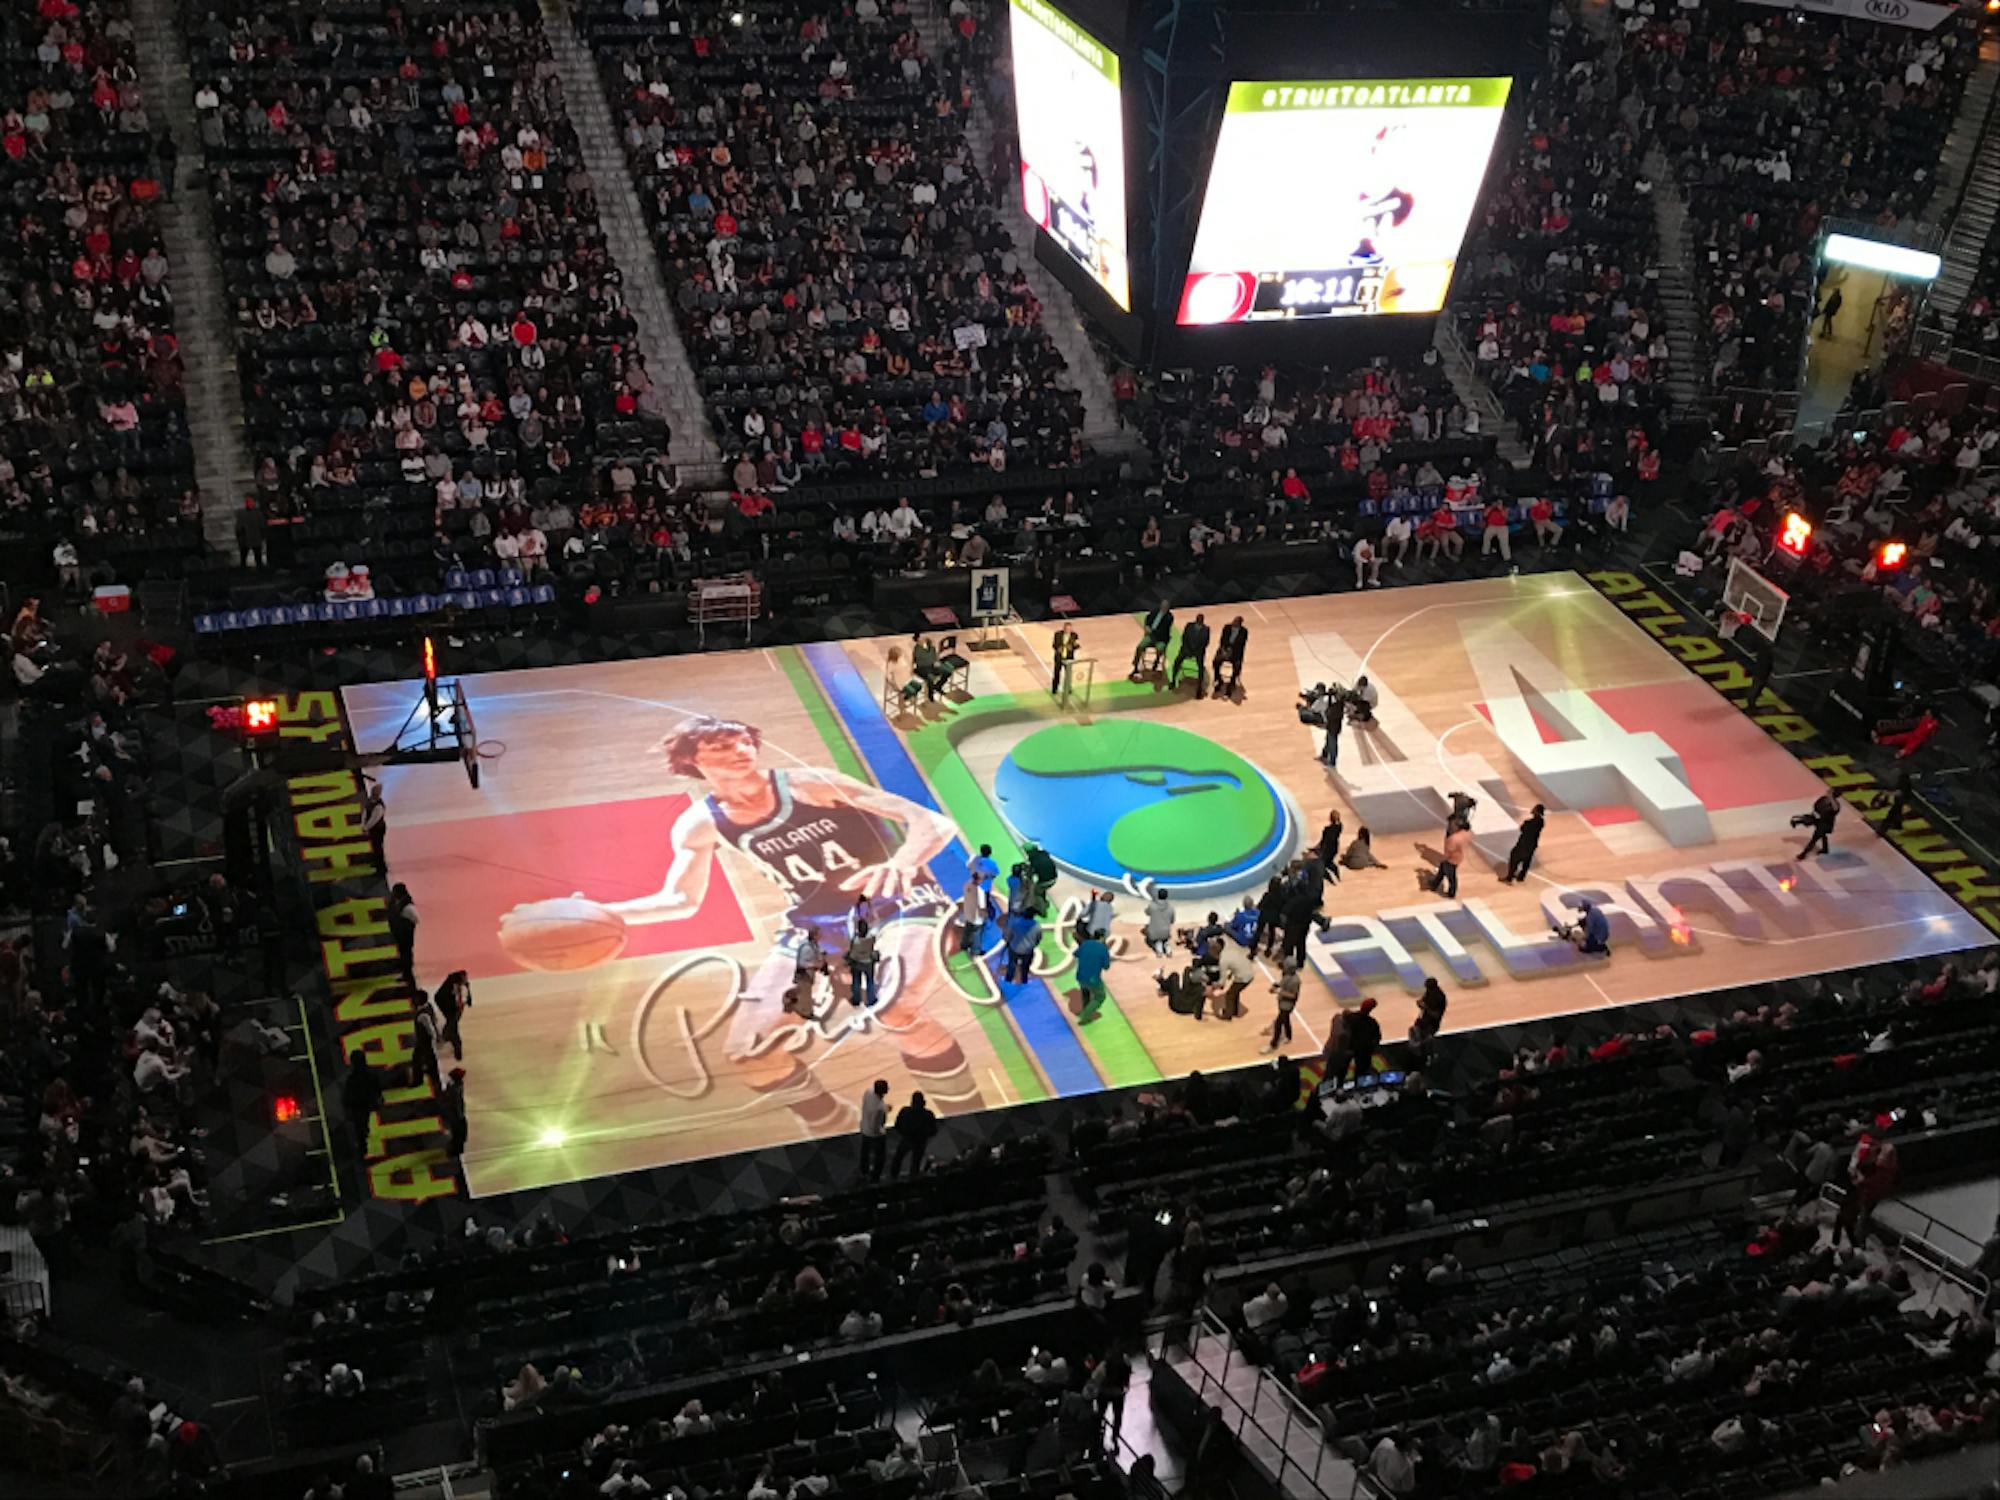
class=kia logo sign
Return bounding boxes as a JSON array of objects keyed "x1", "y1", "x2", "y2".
[{"x1": 1865, "y1": 0, "x2": 1909, "y2": 18}]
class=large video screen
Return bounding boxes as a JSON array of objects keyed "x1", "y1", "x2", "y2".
[
  {"x1": 1010, "y1": 0, "x2": 1130, "y2": 311},
  {"x1": 1179, "y1": 77, "x2": 1511, "y2": 325}
]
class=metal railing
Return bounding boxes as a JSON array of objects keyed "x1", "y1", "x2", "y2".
[
  {"x1": 1155, "y1": 1310, "x2": 1374, "y2": 1500},
  {"x1": 1817, "y1": 1184, "x2": 1994, "y2": 1307}
]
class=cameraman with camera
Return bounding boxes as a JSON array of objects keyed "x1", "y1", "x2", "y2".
[
  {"x1": 1553, "y1": 899, "x2": 1611, "y2": 957},
  {"x1": 1793, "y1": 791, "x2": 1839, "y2": 860},
  {"x1": 1299, "y1": 683, "x2": 1345, "y2": 768}
]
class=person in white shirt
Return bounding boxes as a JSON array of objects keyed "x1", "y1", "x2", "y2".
[
  {"x1": 133, "y1": 1007, "x2": 176, "y2": 1051},
  {"x1": 1381, "y1": 513, "x2": 1412, "y2": 565},
  {"x1": 53, "y1": 539, "x2": 80, "y2": 590},
  {"x1": 1369, "y1": 1433, "x2": 1417, "y2": 1495},
  {"x1": 518, "y1": 528, "x2": 548, "y2": 575},
  {"x1": 857, "y1": 1079, "x2": 889, "y2": 1180},
  {"x1": 134, "y1": 1044, "x2": 188, "y2": 1093},
  {"x1": 1353, "y1": 535, "x2": 1381, "y2": 589},
  {"x1": 1023, "y1": 1349, "x2": 1069, "y2": 1386},
  {"x1": 887, "y1": 499, "x2": 920, "y2": 541},
  {"x1": 1242, "y1": 1282, "x2": 1289, "y2": 1331}
]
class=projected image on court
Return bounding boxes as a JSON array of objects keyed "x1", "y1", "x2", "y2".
[
  {"x1": 1010, "y1": 0, "x2": 1130, "y2": 309},
  {"x1": 1179, "y1": 77, "x2": 1511, "y2": 325}
]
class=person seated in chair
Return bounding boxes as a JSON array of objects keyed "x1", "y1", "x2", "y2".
[
  {"x1": 911, "y1": 633, "x2": 949, "y2": 699},
  {"x1": 1131, "y1": 602, "x2": 1173, "y2": 676}
]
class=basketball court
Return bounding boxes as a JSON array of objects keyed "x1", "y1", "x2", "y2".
[{"x1": 345, "y1": 574, "x2": 1986, "y2": 1196}]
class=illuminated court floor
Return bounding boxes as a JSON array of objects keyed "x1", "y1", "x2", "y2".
[{"x1": 346, "y1": 576, "x2": 1986, "y2": 1196}]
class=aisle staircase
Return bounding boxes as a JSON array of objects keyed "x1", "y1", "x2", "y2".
[
  {"x1": 1925, "y1": 34, "x2": 2000, "y2": 336},
  {"x1": 543, "y1": 0, "x2": 724, "y2": 476},
  {"x1": 1434, "y1": 322, "x2": 1532, "y2": 471},
  {"x1": 1644, "y1": 144, "x2": 1706, "y2": 414},
  {"x1": 1153, "y1": 1317, "x2": 1357, "y2": 1500},
  {"x1": 130, "y1": 0, "x2": 255, "y2": 556},
  {"x1": 913, "y1": 4, "x2": 1142, "y2": 462}
]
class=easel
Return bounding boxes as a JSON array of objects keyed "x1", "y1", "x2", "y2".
[{"x1": 692, "y1": 573, "x2": 761, "y2": 645}]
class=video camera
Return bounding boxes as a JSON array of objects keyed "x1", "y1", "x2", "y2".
[{"x1": 1297, "y1": 681, "x2": 1371, "y2": 728}]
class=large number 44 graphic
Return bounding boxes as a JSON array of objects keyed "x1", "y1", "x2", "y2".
[
  {"x1": 1461, "y1": 621, "x2": 1711, "y2": 848},
  {"x1": 1287, "y1": 624, "x2": 1710, "y2": 850}
]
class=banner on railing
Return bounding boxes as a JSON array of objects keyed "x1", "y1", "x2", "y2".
[{"x1": 1737, "y1": 0, "x2": 1953, "y2": 31}]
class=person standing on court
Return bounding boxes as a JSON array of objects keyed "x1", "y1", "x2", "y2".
[
  {"x1": 1143, "y1": 887, "x2": 1176, "y2": 960},
  {"x1": 1323, "y1": 997, "x2": 1380, "y2": 1086},
  {"x1": 363, "y1": 778, "x2": 387, "y2": 868},
  {"x1": 440, "y1": 1067, "x2": 468, "y2": 1160},
  {"x1": 342, "y1": 1052, "x2": 383, "y2": 1156},
  {"x1": 387, "y1": 883, "x2": 420, "y2": 981},
  {"x1": 1316, "y1": 812, "x2": 1344, "y2": 872},
  {"x1": 1746, "y1": 636, "x2": 1775, "y2": 710},
  {"x1": 435, "y1": 970, "x2": 472, "y2": 1060},
  {"x1": 889, "y1": 1091, "x2": 938, "y2": 1178},
  {"x1": 1501, "y1": 805, "x2": 1545, "y2": 884},
  {"x1": 1408, "y1": 978, "x2": 1449, "y2": 1059},
  {"x1": 1174, "y1": 612, "x2": 1211, "y2": 697},
  {"x1": 1319, "y1": 696, "x2": 1344, "y2": 768},
  {"x1": 858, "y1": 1079, "x2": 890, "y2": 1180},
  {"x1": 1252, "y1": 877, "x2": 1286, "y2": 957},
  {"x1": 1212, "y1": 615, "x2": 1248, "y2": 698},
  {"x1": 1424, "y1": 820, "x2": 1473, "y2": 898},
  {"x1": 411, "y1": 989, "x2": 445, "y2": 1094},
  {"x1": 971, "y1": 843, "x2": 1000, "y2": 919},
  {"x1": 845, "y1": 918, "x2": 880, "y2": 1007},
  {"x1": 1265, "y1": 956, "x2": 1300, "y2": 1052},
  {"x1": 1051, "y1": 624, "x2": 1080, "y2": 697},
  {"x1": 1797, "y1": 791, "x2": 1839, "y2": 859},
  {"x1": 1132, "y1": 602, "x2": 1173, "y2": 675},
  {"x1": 1074, "y1": 928, "x2": 1112, "y2": 1024},
  {"x1": 957, "y1": 874, "x2": 987, "y2": 955},
  {"x1": 1002, "y1": 909, "x2": 1041, "y2": 983}
]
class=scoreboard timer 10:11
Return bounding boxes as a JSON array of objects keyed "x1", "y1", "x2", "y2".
[{"x1": 1265, "y1": 268, "x2": 1383, "y2": 316}]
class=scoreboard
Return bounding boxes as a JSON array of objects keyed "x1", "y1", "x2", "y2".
[{"x1": 1002, "y1": 0, "x2": 1540, "y2": 364}]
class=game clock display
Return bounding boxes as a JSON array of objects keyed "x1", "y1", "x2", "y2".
[{"x1": 1179, "y1": 77, "x2": 1512, "y2": 325}]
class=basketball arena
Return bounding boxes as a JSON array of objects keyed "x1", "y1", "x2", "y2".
[{"x1": 346, "y1": 574, "x2": 1987, "y2": 1197}]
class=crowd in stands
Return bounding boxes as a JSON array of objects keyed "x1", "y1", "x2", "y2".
[
  {"x1": 271, "y1": 1136, "x2": 1071, "y2": 1445},
  {"x1": 0, "y1": 601, "x2": 255, "y2": 1490},
  {"x1": 0, "y1": 602, "x2": 232, "y2": 1247},
  {"x1": 1680, "y1": 386, "x2": 2000, "y2": 702},
  {"x1": 1456, "y1": 3, "x2": 1670, "y2": 482},
  {"x1": 0, "y1": 0, "x2": 196, "y2": 584},
  {"x1": 1634, "y1": 3, "x2": 1973, "y2": 407},
  {"x1": 1160, "y1": 949, "x2": 2000, "y2": 1492},
  {"x1": 190, "y1": 0, "x2": 665, "y2": 594},
  {"x1": 579, "y1": 0, "x2": 1089, "y2": 492}
]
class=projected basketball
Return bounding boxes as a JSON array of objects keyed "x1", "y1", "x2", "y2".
[{"x1": 498, "y1": 896, "x2": 629, "y2": 971}]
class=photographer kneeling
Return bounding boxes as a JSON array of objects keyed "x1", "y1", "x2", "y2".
[{"x1": 1553, "y1": 899, "x2": 1611, "y2": 957}]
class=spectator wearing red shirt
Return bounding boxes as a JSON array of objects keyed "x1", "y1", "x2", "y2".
[
  {"x1": 1481, "y1": 502, "x2": 1511, "y2": 561},
  {"x1": 1417, "y1": 507, "x2": 1463, "y2": 564},
  {"x1": 1280, "y1": 469, "x2": 1309, "y2": 504},
  {"x1": 1529, "y1": 497, "x2": 1561, "y2": 548}
]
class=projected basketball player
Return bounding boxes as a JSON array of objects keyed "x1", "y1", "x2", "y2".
[
  {"x1": 559, "y1": 716, "x2": 984, "y2": 1133},
  {"x1": 1345, "y1": 125, "x2": 1415, "y2": 267}
]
